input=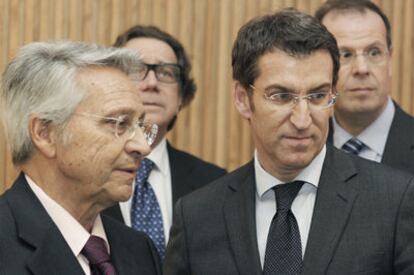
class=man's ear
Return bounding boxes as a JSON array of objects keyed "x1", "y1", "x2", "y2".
[
  {"x1": 233, "y1": 81, "x2": 253, "y2": 119},
  {"x1": 29, "y1": 115, "x2": 57, "y2": 159}
]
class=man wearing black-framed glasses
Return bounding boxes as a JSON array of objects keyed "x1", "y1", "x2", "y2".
[{"x1": 103, "y1": 25, "x2": 226, "y2": 260}]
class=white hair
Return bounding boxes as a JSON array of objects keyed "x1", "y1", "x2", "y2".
[{"x1": 1, "y1": 41, "x2": 142, "y2": 164}]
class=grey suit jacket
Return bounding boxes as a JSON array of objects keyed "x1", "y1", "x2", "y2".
[
  {"x1": 328, "y1": 101, "x2": 414, "y2": 175},
  {"x1": 163, "y1": 146, "x2": 414, "y2": 275},
  {"x1": 0, "y1": 173, "x2": 162, "y2": 275}
]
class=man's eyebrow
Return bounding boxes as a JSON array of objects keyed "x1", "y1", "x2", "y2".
[
  {"x1": 339, "y1": 41, "x2": 387, "y2": 50},
  {"x1": 309, "y1": 83, "x2": 332, "y2": 93},
  {"x1": 264, "y1": 84, "x2": 292, "y2": 92}
]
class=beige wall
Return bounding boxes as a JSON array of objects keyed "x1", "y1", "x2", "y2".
[{"x1": 1, "y1": 0, "x2": 413, "y2": 192}]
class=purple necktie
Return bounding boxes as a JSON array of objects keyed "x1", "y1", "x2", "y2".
[{"x1": 81, "y1": 235, "x2": 117, "y2": 275}]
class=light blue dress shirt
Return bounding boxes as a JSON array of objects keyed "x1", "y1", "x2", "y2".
[{"x1": 333, "y1": 97, "x2": 395, "y2": 162}]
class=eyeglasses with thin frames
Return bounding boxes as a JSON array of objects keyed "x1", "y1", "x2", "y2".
[
  {"x1": 249, "y1": 84, "x2": 337, "y2": 112},
  {"x1": 133, "y1": 62, "x2": 182, "y2": 84},
  {"x1": 75, "y1": 113, "x2": 158, "y2": 146}
]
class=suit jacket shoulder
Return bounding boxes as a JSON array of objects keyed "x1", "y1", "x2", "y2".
[
  {"x1": 167, "y1": 142, "x2": 227, "y2": 203},
  {"x1": 167, "y1": 142, "x2": 227, "y2": 182},
  {"x1": 382, "y1": 102, "x2": 414, "y2": 174},
  {"x1": 328, "y1": 101, "x2": 414, "y2": 174}
]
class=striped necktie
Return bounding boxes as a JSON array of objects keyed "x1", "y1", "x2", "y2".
[{"x1": 341, "y1": 137, "x2": 366, "y2": 155}]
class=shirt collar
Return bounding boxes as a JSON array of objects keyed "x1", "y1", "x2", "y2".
[
  {"x1": 255, "y1": 145, "x2": 326, "y2": 198},
  {"x1": 146, "y1": 137, "x2": 169, "y2": 176},
  {"x1": 25, "y1": 174, "x2": 110, "y2": 256},
  {"x1": 333, "y1": 97, "x2": 395, "y2": 156}
]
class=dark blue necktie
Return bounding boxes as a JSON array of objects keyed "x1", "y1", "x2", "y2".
[
  {"x1": 342, "y1": 137, "x2": 365, "y2": 155},
  {"x1": 131, "y1": 158, "x2": 166, "y2": 259},
  {"x1": 263, "y1": 181, "x2": 304, "y2": 275}
]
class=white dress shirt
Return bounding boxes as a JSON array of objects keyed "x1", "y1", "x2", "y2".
[
  {"x1": 26, "y1": 175, "x2": 109, "y2": 275},
  {"x1": 119, "y1": 137, "x2": 173, "y2": 243},
  {"x1": 255, "y1": 146, "x2": 326, "y2": 267},
  {"x1": 333, "y1": 97, "x2": 395, "y2": 162}
]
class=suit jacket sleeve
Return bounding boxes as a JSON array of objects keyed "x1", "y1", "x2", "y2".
[
  {"x1": 163, "y1": 198, "x2": 191, "y2": 275},
  {"x1": 395, "y1": 177, "x2": 414, "y2": 273}
]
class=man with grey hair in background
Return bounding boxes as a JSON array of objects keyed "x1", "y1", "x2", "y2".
[{"x1": 0, "y1": 41, "x2": 161, "y2": 275}]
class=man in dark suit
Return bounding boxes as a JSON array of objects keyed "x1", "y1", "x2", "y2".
[
  {"x1": 315, "y1": 0, "x2": 414, "y2": 174},
  {"x1": 0, "y1": 41, "x2": 161, "y2": 274},
  {"x1": 104, "y1": 25, "x2": 226, "y2": 259},
  {"x1": 164, "y1": 9, "x2": 414, "y2": 274}
]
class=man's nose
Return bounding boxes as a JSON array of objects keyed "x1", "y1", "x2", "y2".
[
  {"x1": 125, "y1": 129, "x2": 151, "y2": 160},
  {"x1": 290, "y1": 99, "x2": 312, "y2": 130},
  {"x1": 140, "y1": 70, "x2": 158, "y2": 91},
  {"x1": 352, "y1": 54, "x2": 370, "y2": 75}
]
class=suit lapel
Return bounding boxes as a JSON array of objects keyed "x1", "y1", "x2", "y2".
[
  {"x1": 7, "y1": 174, "x2": 84, "y2": 275},
  {"x1": 303, "y1": 147, "x2": 358, "y2": 274},
  {"x1": 103, "y1": 216, "x2": 138, "y2": 275},
  {"x1": 168, "y1": 143, "x2": 198, "y2": 204},
  {"x1": 223, "y1": 162, "x2": 262, "y2": 275}
]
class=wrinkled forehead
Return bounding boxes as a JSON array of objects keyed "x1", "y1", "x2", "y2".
[{"x1": 76, "y1": 66, "x2": 144, "y2": 115}]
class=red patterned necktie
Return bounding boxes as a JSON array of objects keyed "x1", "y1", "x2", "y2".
[{"x1": 81, "y1": 235, "x2": 117, "y2": 275}]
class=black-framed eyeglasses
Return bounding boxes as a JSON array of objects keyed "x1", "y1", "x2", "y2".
[{"x1": 134, "y1": 63, "x2": 182, "y2": 84}]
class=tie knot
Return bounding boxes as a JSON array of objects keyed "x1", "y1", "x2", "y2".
[
  {"x1": 274, "y1": 181, "x2": 304, "y2": 211},
  {"x1": 342, "y1": 137, "x2": 365, "y2": 155},
  {"x1": 137, "y1": 158, "x2": 154, "y2": 184},
  {"x1": 81, "y1": 235, "x2": 111, "y2": 265}
]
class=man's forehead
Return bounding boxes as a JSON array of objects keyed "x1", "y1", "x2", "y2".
[
  {"x1": 76, "y1": 67, "x2": 143, "y2": 112},
  {"x1": 256, "y1": 49, "x2": 333, "y2": 85},
  {"x1": 322, "y1": 9, "x2": 387, "y2": 44}
]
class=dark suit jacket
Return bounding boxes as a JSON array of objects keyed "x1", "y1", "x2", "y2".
[
  {"x1": 103, "y1": 142, "x2": 227, "y2": 223},
  {"x1": 163, "y1": 146, "x2": 414, "y2": 275},
  {"x1": 328, "y1": 101, "x2": 414, "y2": 174},
  {"x1": 0, "y1": 173, "x2": 162, "y2": 275}
]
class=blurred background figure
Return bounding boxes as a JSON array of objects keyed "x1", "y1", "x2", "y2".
[
  {"x1": 316, "y1": 0, "x2": 414, "y2": 174},
  {"x1": 104, "y1": 25, "x2": 226, "y2": 259}
]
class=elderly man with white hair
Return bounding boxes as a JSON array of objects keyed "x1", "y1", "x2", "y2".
[{"x1": 0, "y1": 41, "x2": 161, "y2": 275}]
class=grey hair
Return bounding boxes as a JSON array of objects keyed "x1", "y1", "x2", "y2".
[{"x1": 1, "y1": 41, "x2": 142, "y2": 164}]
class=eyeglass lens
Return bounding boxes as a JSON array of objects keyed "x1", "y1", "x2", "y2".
[{"x1": 136, "y1": 63, "x2": 181, "y2": 83}]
